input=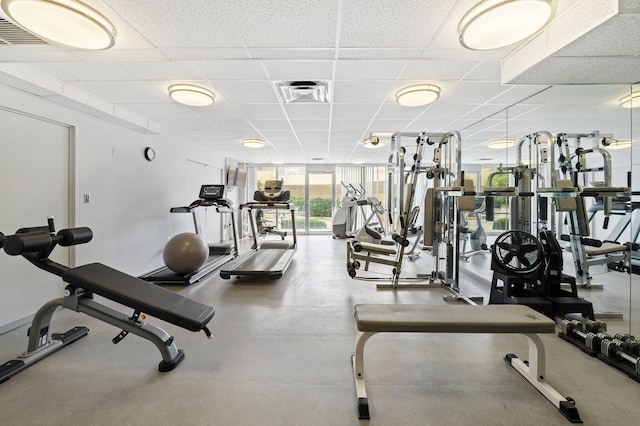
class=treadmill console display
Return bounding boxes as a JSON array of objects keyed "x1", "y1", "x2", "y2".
[{"x1": 199, "y1": 184, "x2": 225, "y2": 200}]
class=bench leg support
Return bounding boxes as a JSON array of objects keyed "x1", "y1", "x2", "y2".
[
  {"x1": 505, "y1": 333, "x2": 582, "y2": 423},
  {"x1": 76, "y1": 298, "x2": 185, "y2": 372},
  {"x1": 352, "y1": 331, "x2": 375, "y2": 419}
]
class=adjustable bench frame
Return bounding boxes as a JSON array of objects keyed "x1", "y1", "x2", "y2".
[
  {"x1": 351, "y1": 304, "x2": 582, "y2": 423},
  {"x1": 0, "y1": 220, "x2": 214, "y2": 384}
]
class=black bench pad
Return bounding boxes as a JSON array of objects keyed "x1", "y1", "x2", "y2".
[
  {"x1": 63, "y1": 263, "x2": 214, "y2": 331},
  {"x1": 355, "y1": 304, "x2": 555, "y2": 334}
]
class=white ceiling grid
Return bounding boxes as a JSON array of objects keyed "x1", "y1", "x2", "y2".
[{"x1": 0, "y1": 0, "x2": 637, "y2": 164}]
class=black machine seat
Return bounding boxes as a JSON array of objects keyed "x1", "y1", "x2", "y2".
[{"x1": 63, "y1": 263, "x2": 215, "y2": 332}]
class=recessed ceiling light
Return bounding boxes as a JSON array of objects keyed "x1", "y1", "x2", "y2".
[
  {"x1": 241, "y1": 138, "x2": 265, "y2": 149},
  {"x1": 351, "y1": 158, "x2": 366, "y2": 164},
  {"x1": 458, "y1": 0, "x2": 556, "y2": 50},
  {"x1": 619, "y1": 91, "x2": 640, "y2": 108},
  {"x1": 0, "y1": 0, "x2": 116, "y2": 49},
  {"x1": 270, "y1": 159, "x2": 285, "y2": 164},
  {"x1": 395, "y1": 84, "x2": 440, "y2": 107},
  {"x1": 168, "y1": 84, "x2": 215, "y2": 106},
  {"x1": 488, "y1": 138, "x2": 516, "y2": 149},
  {"x1": 362, "y1": 137, "x2": 385, "y2": 149}
]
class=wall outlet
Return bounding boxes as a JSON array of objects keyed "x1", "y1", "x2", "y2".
[{"x1": 83, "y1": 193, "x2": 90, "y2": 204}]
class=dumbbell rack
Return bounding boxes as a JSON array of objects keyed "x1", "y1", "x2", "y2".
[{"x1": 559, "y1": 318, "x2": 640, "y2": 383}]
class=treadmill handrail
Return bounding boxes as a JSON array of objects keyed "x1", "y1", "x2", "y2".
[{"x1": 240, "y1": 202, "x2": 294, "y2": 210}]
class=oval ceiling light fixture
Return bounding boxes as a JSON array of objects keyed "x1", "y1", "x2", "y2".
[
  {"x1": 458, "y1": 0, "x2": 556, "y2": 50},
  {"x1": 351, "y1": 158, "x2": 366, "y2": 165},
  {"x1": 362, "y1": 136, "x2": 385, "y2": 149},
  {"x1": 395, "y1": 84, "x2": 440, "y2": 107},
  {"x1": 241, "y1": 138, "x2": 265, "y2": 149},
  {"x1": 619, "y1": 91, "x2": 640, "y2": 108},
  {"x1": 270, "y1": 159, "x2": 285, "y2": 164},
  {"x1": 0, "y1": 0, "x2": 116, "y2": 49},
  {"x1": 488, "y1": 138, "x2": 516, "y2": 149},
  {"x1": 168, "y1": 84, "x2": 215, "y2": 107}
]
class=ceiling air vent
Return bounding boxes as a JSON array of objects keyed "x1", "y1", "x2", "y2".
[
  {"x1": 274, "y1": 80, "x2": 330, "y2": 104},
  {"x1": 0, "y1": 16, "x2": 46, "y2": 45}
]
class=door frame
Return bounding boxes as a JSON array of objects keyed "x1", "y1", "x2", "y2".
[{"x1": 304, "y1": 170, "x2": 336, "y2": 234}]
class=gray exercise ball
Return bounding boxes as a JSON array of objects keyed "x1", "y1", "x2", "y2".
[{"x1": 163, "y1": 232, "x2": 209, "y2": 274}]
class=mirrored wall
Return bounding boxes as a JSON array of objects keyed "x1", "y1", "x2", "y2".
[{"x1": 461, "y1": 84, "x2": 635, "y2": 335}]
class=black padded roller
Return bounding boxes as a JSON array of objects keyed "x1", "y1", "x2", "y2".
[
  {"x1": 0, "y1": 232, "x2": 4, "y2": 249},
  {"x1": 3, "y1": 232, "x2": 52, "y2": 256},
  {"x1": 57, "y1": 227, "x2": 93, "y2": 247}
]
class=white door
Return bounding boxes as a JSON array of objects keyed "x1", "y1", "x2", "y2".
[{"x1": 0, "y1": 107, "x2": 70, "y2": 330}]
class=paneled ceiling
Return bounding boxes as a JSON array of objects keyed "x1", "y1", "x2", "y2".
[{"x1": 0, "y1": 0, "x2": 638, "y2": 165}]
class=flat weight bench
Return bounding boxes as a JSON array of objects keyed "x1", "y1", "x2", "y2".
[
  {"x1": 352, "y1": 304, "x2": 582, "y2": 423},
  {"x1": 0, "y1": 221, "x2": 215, "y2": 384}
]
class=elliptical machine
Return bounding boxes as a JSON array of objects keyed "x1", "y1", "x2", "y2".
[
  {"x1": 353, "y1": 197, "x2": 389, "y2": 244},
  {"x1": 459, "y1": 197, "x2": 488, "y2": 259},
  {"x1": 332, "y1": 182, "x2": 363, "y2": 239}
]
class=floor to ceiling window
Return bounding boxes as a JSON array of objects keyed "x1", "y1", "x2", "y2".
[{"x1": 248, "y1": 165, "x2": 388, "y2": 236}]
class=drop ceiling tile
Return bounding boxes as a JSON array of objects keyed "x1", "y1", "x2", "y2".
[
  {"x1": 262, "y1": 61, "x2": 334, "y2": 81},
  {"x1": 340, "y1": 0, "x2": 454, "y2": 48},
  {"x1": 283, "y1": 103, "x2": 331, "y2": 119},
  {"x1": 338, "y1": 48, "x2": 425, "y2": 59},
  {"x1": 437, "y1": 81, "x2": 513, "y2": 105},
  {"x1": 335, "y1": 60, "x2": 407, "y2": 80},
  {"x1": 368, "y1": 119, "x2": 418, "y2": 133},
  {"x1": 192, "y1": 104, "x2": 246, "y2": 120},
  {"x1": 296, "y1": 129, "x2": 330, "y2": 140},
  {"x1": 290, "y1": 119, "x2": 330, "y2": 131},
  {"x1": 234, "y1": 0, "x2": 338, "y2": 48},
  {"x1": 159, "y1": 48, "x2": 249, "y2": 60},
  {"x1": 211, "y1": 80, "x2": 279, "y2": 103},
  {"x1": 102, "y1": 0, "x2": 245, "y2": 48},
  {"x1": 332, "y1": 80, "x2": 394, "y2": 104},
  {"x1": 331, "y1": 129, "x2": 365, "y2": 141},
  {"x1": 463, "y1": 60, "x2": 502, "y2": 81},
  {"x1": 120, "y1": 61, "x2": 203, "y2": 80},
  {"x1": 400, "y1": 60, "x2": 477, "y2": 81},
  {"x1": 255, "y1": 129, "x2": 296, "y2": 140},
  {"x1": 251, "y1": 118, "x2": 292, "y2": 130},
  {"x1": 375, "y1": 103, "x2": 427, "y2": 120},
  {"x1": 235, "y1": 103, "x2": 286, "y2": 119},
  {"x1": 331, "y1": 119, "x2": 372, "y2": 131},
  {"x1": 331, "y1": 104, "x2": 380, "y2": 120},
  {"x1": 194, "y1": 60, "x2": 267, "y2": 80},
  {"x1": 71, "y1": 49, "x2": 168, "y2": 62},
  {"x1": 248, "y1": 49, "x2": 335, "y2": 60}
]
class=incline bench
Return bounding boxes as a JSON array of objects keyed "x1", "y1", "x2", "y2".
[
  {"x1": 0, "y1": 221, "x2": 214, "y2": 384},
  {"x1": 352, "y1": 304, "x2": 582, "y2": 423}
]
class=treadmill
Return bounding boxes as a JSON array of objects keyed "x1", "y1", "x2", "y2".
[
  {"x1": 141, "y1": 184, "x2": 239, "y2": 285},
  {"x1": 220, "y1": 180, "x2": 297, "y2": 280}
]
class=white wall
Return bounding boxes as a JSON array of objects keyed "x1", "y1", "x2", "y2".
[{"x1": 0, "y1": 84, "x2": 228, "y2": 329}]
